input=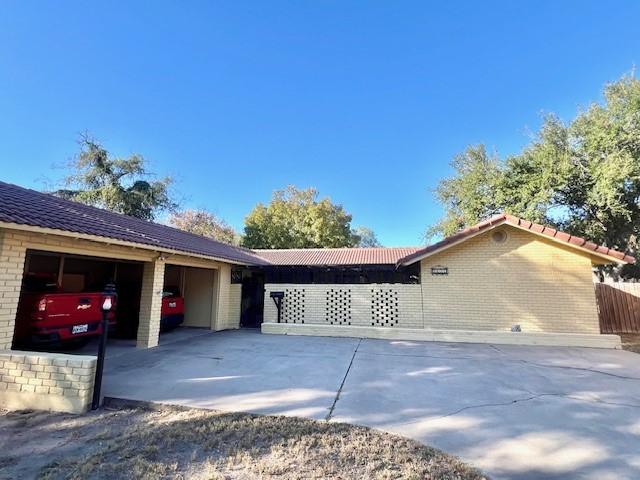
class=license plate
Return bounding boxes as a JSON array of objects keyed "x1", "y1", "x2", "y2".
[
  {"x1": 168, "y1": 302, "x2": 177, "y2": 308},
  {"x1": 72, "y1": 324, "x2": 89, "y2": 334}
]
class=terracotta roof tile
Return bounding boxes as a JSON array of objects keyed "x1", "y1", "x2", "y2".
[
  {"x1": 531, "y1": 223, "x2": 545, "y2": 234},
  {"x1": 568, "y1": 236, "x2": 587, "y2": 247},
  {"x1": 397, "y1": 213, "x2": 635, "y2": 266},
  {"x1": 253, "y1": 247, "x2": 422, "y2": 266},
  {"x1": 583, "y1": 241, "x2": 598, "y2": 252}
]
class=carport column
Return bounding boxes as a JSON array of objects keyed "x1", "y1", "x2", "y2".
[
  {"x1": 136, "y1": 259, "x2": 166, "y2": 349},
  {"x1": 0, "y1": 231, "x2": 27, "y2": 349},
  {"x1": 213, "y1": 263, "x2": 232, "y2": 331}
]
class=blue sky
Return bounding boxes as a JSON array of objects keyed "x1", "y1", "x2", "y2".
[{"x1": 1, "y1": 1, "x2": 639, "y2": 246}]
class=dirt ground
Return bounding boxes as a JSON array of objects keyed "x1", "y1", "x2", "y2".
[
  {"x1": 0, "y1": 401, "x2": 485, "y2": 480},
  {"x1": 621, "y1": 333, "x2": 640, "y2": 353}
]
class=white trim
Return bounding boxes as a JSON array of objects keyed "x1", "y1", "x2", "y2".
[{"x1": 261, "y1": 322, "x2": 622, "y2": 349}]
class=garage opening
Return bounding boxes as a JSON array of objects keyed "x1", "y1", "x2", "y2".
[
  {"x1": 12, "y1": 250, "x2": 219, "y2": 354},
  {"x1": 154, "y1": 264, "x2": 217, "y2": 330},
  {"x1": 116, "y1": 263, "x2": 187, "y2": 340},
  {"x1": 12, "y1": 250, "x2": 144, "y2": 351}
]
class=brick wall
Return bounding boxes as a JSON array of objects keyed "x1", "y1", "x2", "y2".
[
  {"x1": 420, "y1": 226, "x2": 600, "y2": 334},
  {"x1": 0, "y1": 232, "x2": 27, "y2": 349},
  {"x1": 137, "y1": 260, "x2": 166, "y2": 348},
  {"x1": 214, "y1": 265, "x2": 242, "y2": 330},
  {"x1": 0, "y1": 350, "x2": 97, "y2": 413},
  {"x1": 263, "y1": 284, "x2": 423, "y2": 328},
  {"x1": 228, "y1": 284, "x2": 242, "y2": 329}
]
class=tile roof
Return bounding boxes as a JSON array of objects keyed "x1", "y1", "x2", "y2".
[
  {"x1": 253, "y1": 247, "x2": 422, "y2": 266},
  {"x1": 5, "y1": 181, "x2": 629, "y2": 270},
  {"x1": 0, "y1": 181, "x2": 267, "y2": 265},
  {"x1": 397, "y1": 213, "x2": 636, "y2": 266}
]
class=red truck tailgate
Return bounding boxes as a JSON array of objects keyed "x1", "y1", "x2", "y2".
[
  {"x1": 162, "y1": 296, "x2": 184, "y2": 315},
  {"x1": 35, "y1": 293, "x2": 105, "y2": 326},
  {"x1": 28, "y1": 292, "x2": 117, "y2": 343}
]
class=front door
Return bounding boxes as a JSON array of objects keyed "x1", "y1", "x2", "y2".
[{"x1": 240, "y1": 273, "x2": 264, "y2": 328}]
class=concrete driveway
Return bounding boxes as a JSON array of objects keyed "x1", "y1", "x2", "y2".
[{"x1": 97, "y1": 328, "x2": 640, "y2": 480}]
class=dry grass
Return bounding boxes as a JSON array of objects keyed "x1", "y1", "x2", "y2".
[
  {"x1": 1, "y1": 403, "x2": 485, "y2": 480},
  {"x1": 621, "y1": 334, "x2": 640, "y2": 354}
]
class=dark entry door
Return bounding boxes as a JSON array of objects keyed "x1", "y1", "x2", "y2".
[{"x1": 240, "y1": 273, "x2": 264, "y2": 328}]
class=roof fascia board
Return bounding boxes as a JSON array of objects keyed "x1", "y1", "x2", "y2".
[
  {"x1": 0, "y1": 221, "x2": 252, "y2": 266},
  {"x1": 503, "y1": 222, "x2": 627, "y2": 265},
  {"x1": 399, "y1": 220, "x2": 508, "y2": 266},
  {"x1": 400, "y1": 219, "x2": 627, "y2": 266}
]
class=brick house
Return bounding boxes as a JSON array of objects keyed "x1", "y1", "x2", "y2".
[
  {"x1": 0, "y1": 180, "x2": 634, "y2": 412},
  {"x1": 260, "y1": 215, "x2": 633, "y2": 348}
]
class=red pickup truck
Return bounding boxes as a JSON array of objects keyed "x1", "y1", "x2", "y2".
[
  {"x1": 160, "y1": 291, "x2": 185, "y2": 331},
  {"x1": 14, "y1": 273, "x2": 116, "y2": 347},
  {"x1": 14, "y1": 273, "x2": 185, "y2": 347}
]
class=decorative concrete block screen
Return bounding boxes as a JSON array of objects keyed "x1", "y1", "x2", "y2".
[
  {"x1": 283, "y1": 288, "x2": 306, "y2": 323},
  {"x1": 326, "y1": 288, "x2": 351, "y2": 325},
  {"x1": 0, "y1": 350, "x2": 97, "y2": 414},
  {"x1": 264, "y1": 284, "x2": 423, "y2": 328},
  {"x1": 371, "y1": 288, "x2": 400, "y2": 327}
]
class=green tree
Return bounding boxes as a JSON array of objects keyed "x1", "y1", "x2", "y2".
[
  {"x1": 428, "y1": 144, "x2": 503, "y2": 239},
  {"x1": 497, "y1": 115, "x2": 573, "y2": 224},
  {"x1": 352, "y1": 226, "x2": 383, "y2": 247},
  {"x1": 242, "y1": 186, "x2": 358, "y2": 248},
  {"x1": 430, "y1": 74, "x2": 640, "y2": 279},
  {"x1": 54, "y1": 134, "x2": 177, "y2": 221},
  {"x1": 169, "y1": 209, "x2": 239, "y2": 245}
]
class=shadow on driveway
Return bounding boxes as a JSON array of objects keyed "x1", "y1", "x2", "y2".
[{"x1": 98, "y1": 329, "x2": 640, "y2": 480}]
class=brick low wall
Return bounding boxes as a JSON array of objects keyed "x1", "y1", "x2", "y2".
[
  {"x1": 0, "y1": 351, "x2": 97, "y2": 413},
  {"x1": 264, "y1": 284, "x2": 423, "y2": 328}
]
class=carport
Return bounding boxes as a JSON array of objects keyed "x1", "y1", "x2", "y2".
[
  {"x1": 12, "y1": 251, "x2": 224, "y2": 348},
  {"x1": 0, "y1": 181, "x2": 266, "y2": 413},
  {"x1": 11, "y1": 247, "x2": 215, "y2": 350}
]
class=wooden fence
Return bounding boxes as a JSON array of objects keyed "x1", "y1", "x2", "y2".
[{"x1": 595, "y1": 282, "x2": 640, "y2": 334}]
